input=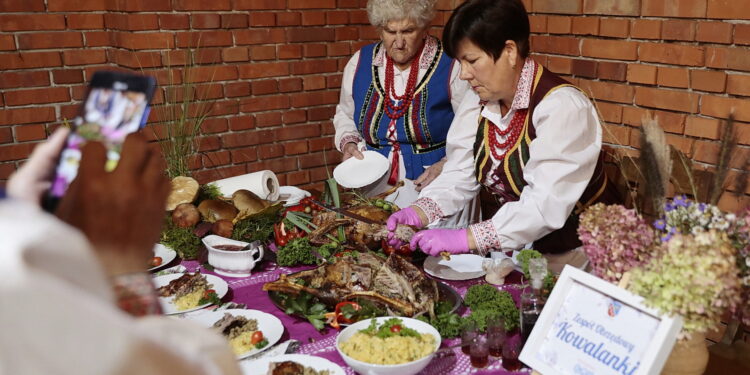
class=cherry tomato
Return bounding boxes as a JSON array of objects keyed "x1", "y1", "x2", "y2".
[
  {"x1": 390, "y1": 325, "x2": 402, "y2": 333},
  {"x1": 250, "y1": 331, "x2": 264, "y2": 344},
  {"x1": 150, "y1": 256, "x2": 163, "y2": 267},
  {"x1": 203, "y1": 289, "x2": 216, "y2": 298}
]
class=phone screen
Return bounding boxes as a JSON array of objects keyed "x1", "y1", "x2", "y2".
[{"x1": 49, "y1": 71, "x2": 156, "y2": 199}]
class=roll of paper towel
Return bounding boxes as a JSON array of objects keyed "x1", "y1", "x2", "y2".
[{"x1": 211, "y1": 170, "x2": 280, "y2": 201}]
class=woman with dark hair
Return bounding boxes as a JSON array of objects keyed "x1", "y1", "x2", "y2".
[{"x1": 387, "y1": 0, "x2": 619, "y2": 271}]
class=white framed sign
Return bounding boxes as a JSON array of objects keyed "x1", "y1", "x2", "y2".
[{"x1": 519, "y1": 265, "x2": 683, "y2": 375}]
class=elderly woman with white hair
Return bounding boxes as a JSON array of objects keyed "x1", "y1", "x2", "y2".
[{"x1": 333, "y1": 0, "x2": 477, "y2": 227}]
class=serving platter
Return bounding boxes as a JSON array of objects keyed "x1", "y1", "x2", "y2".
[
  {"x1": 240, "y1": 354, "x2": 346, "y2": 375},
  {"x1": 184, "y1": 309, "x2": 284, "y2": 359},
  {"x1": 333, "y1": 150, "x2": 390, "y2": 188},
  {"x1": 153, "y1": 273, "x2": 229, "y2": 315},
  {"x1": 423, "y1": 254, "x2": 486, "y2": 281},
  {"x1": 267, "y1": 280, "x2": 462, "y2": 323}
]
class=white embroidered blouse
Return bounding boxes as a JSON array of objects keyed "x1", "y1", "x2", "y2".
[{"x1": 414, "y1": 59, "x2": 603, "y2": 255}]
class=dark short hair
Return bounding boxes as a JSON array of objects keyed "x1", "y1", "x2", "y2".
[{"x1": 443, "y1": 0, "x2": 530, "y2": 60}]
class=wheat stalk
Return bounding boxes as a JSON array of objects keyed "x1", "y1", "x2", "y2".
[
  {"x1": 709, "y1": 114, "x2": 737, "y2": 205},
  {"x1": 639, "y1": 115, "x2": 672, "y2": 216}
]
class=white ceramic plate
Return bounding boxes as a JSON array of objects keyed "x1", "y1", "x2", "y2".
[
  {"x1": 240, "y1": 354, "x2": 346, "y2": 375},
  {"x1": 333, "y1": 150, "x2": 390, "y2": 188},
  {"x1": 153, "y1": 273, "x2": 229, "y2": 315},
  {"x1": 149, "y1": 244, "x2": 177, "y2": 272},
  {"x1": 184, "y1": 309, "x2": 284, "y2": 359},
  {"x1": 278, "y1": 185, "x2": 311, "y2": 207},
  {"x1": 423, "y1": 254, "x2": 487, "y2": 281}
]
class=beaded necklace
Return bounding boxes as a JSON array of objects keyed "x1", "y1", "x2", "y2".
[
  {"x1": 488, "y1": 108, "x2": 527, "y2": 161},
  {"x1": 383, "y1": 41, "x2": 425, "y2": 119}
]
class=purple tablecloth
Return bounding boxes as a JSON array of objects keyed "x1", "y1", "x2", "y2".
[{"x1": 179, "y1": 257, "x2": 532, "y2": 375}]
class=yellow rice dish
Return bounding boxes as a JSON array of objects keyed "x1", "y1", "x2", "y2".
[
  {"x1": 340, "y1": 331, "x2": 436, "y2": 365},
  {"x1": 229, "y1": 331, "x2": 256, "y2": 355},
  {"x1": 173, "y1": 287, "x2": 206, "y2": 311}
]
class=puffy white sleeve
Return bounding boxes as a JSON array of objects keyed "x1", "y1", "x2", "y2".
[
  {"x1": 469, "y1": 87, "x2": 602, "y2": 254},
  {"x1": 333, "y1": 51, "x2": 366, "y2": 152},
  {"x1": 414, "y1": 90, "x2": 483, "y2": 222},
  {"x1": 449, "y1": 60, "x2": 471, "y2": 113}
]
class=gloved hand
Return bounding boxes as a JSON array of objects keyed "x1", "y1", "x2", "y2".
[
  {"x1": 409, "y1": 228, "x2": 470, "y2": 257},
  {"x1": 386, "y1": 206, "x2": 425, "y2": 247}
]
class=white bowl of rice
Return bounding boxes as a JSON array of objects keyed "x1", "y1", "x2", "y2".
[{"x1": 335, "y1": 317, "x2": 440, "y2": 375}]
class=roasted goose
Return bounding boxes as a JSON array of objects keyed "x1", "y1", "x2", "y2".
[
  {"x1": 263, "y1": 252, "x2": 439, "y2": 318},
  {"x1": 309, "y1": 205, "x2": 415, "y2": 250}
]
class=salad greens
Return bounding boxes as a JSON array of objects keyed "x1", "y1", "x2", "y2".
[{"x1": 361, "y1": 318, "x2": 421, "y2": 339}]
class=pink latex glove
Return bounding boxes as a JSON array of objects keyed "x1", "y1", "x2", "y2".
[
  {"x1": 410, "y1": 228, "x2": 470, "y2": 257},
  {"x1": 386, "y1": 207, "x2": 425, "y2": 247}
]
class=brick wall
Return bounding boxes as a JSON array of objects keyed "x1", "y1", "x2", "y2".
[{"x1": 0, "y1": 0, "x2": 748, "y2": 214}]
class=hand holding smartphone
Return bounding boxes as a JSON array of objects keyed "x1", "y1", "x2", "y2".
[{"x1": 44, "y1": 71, "x2": 156, "y2": 210}]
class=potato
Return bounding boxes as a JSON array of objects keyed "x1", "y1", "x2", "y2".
[{"x1": 172, "y1": 203, "x2": 200, "y2": 228}]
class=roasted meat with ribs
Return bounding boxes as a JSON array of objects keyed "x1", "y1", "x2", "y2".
[
  {"x1": 308, "y1": 205, "x2": 415, "y2": 250},
  {"x1": 263, "y1": 252, "x2": 439, "y2": 318}
]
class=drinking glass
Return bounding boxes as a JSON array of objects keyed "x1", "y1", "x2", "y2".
[
  {"x1": 469, "y1": 334, "x2": 489, "y2": 368},
  {"x1": 502, "y1": 337, "x2": 523, "y2": 371},
  {"x1": 486, "y1": 315, "x2": 506, "y2": 357},
  {"x1": 461, "y1": 320, "x2": 478, "y2": 355}
]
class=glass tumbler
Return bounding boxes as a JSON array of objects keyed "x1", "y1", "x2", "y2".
[
  {"x1": 469, "y1": 334, "x2": 489, "y2": 368},
  {"x1": 461, "y1": 320, "x2": 478, "y2": 355},
  {"x1": 502, "y1": 337, "x2": 523, "y2": 371},
  {"x1": 486, "y1": 315, "x2": 506, "y2": 357}
]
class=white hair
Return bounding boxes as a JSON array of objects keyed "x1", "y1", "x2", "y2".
[{"x1": 367, "y1": 0, "x2": 437, "y2": 29}]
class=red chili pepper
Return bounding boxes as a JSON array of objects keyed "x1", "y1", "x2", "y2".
[
  {"x1": 273, "y1": 223, "x2": 288, "y2": 247},
  {"x1": 334, "y1": 301, "x2": 361, "y2": 324}
]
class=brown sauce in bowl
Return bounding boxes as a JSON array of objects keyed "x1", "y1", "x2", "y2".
[{"x1": 213, "y1": 244, "x2": 248, "y2": 251}]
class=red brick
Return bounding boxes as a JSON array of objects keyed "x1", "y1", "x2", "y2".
[
  {"x1": 174, "y1": 0, "x2": 230, "y2": 10},
  {"x1": 598, "y1": 18, "x2": 629, "y2": 38},
  {"x1": 239, "y1": 95, "x2": 290, "y2": 112},
  {"x1": 302, "y1": 11, "x2": 326, "y2": 26},
  {"x1": 175, "y1": 31, "x2": 233, "y2": 48},
  {"x1": 83, "y1": 32, "x2": 110, "y2": 47},
  {"x1": 571, "y1": 17, "x2": 599, "y2": 36},
  {"x1": 690, "y1": 70, "x2": 726, "y2": 93},
  {"x1": 285, "y1": 170, "x2": 311, "y2": 186},
  {"x1": 635, "y1": 87, "x2": 699, "y2": 113},
  {"x1": 578, "y1": 80, "x2": 634, "y2": 104},
  {"x1": 298, "y1": 150, "x2": 338, "y2": 168},
  {"x1": 201, "y1": 150, "x2": 231, "y2": 168},
  {"x1": 0, "y1": 35, "x2": 14, "y2": 51},
  {"x1": 256, "y1": 112, "x2": 283, "y2": 127},
  {"x1": 52, "y1": 69, "x2": 83, "y2": 84},
  {"x1": 105, "y1": 0, "x2": 171, "y2": 11},
  {"x1": 706, "y1": 47, "x2": 750, "y2": 73},
  {"x1": 726, "y1": 74, "x2": 750, "y2": 97},
  {"x1": 234, "y1": 0, "x2": 286, "y2": 10},
  {"x1": 583, "y1": 0, "x2": 640, "y2": 15},
  {"x1": 279, "y1": 78, "x2": 303, "y2": 92},
  {"x1": 572, "y1": 59, "x2": 598, "y2": 78},
  {"x1": 290, "y1": 60, "x2": 338, "y2": 75},
  {"x1": 283, "y1": 109, "x2": 307, "y2": 124},
  {"x1": 108, "y1": 50, "x2": 161, "y2": 69},
  {"x1": 0, "y1": 128, "x2": 12, "y2": 144},
  {"x1": 0, "y1": 71, "x2": 50, "y2": 89},
  {"x1": 278, "y1": 45, "x2": 303, "y2": 59},
  {"x1": 304, "y1": 44, "x2": 327, "y2": 58},
  {"x1": 697, "y1": 21, "x2": 733, "y2": 44},
  {"x1": 657, "y1": 67, "x2": 689, "y2": 88},
  {"x1": 283, "y1": 140, "x2": 309, "y2": 155},
  {"x1": 14, "y1": 124, "x2": 47, "y2": 142},
  {"x1": 228, "y1": 116, "x2": 255, "y2": 131},
  {"x1": 62, "y1": 50, "x2": 106, "y2": 66},
  {"x1": 112, "y1": 32, "x2": 174, "y2": 50},
  {"x1": 307, "y1": 106, "x2": 334, "y2": 121},
  {"x1": 0, "y1": 107, "x2": 55, "y2": 126},
  {"x1": 707, "y1": 0, "x2": 750, "y2": 20},
  {"x1": 0, "y1": 14, "x2": 65, "y2": 31},
  {"x1": 287, "y1": 27, "x2": 335, "y2": 43},
  {"x1": 597, "y1": 62, "x2": 627, "y2": 81},
  {"x1": 290, "y1": 91, "x2": 338, "y2": 107},
  {"x1": 335, "y1": 26, "x2": 359, "y2": 41},
  {"x1": 47, "y1": 0, "x2": 107, "y2": 11},
  {"x1": 734, "y1": 24, "x2": 750, "y2": 45},
  {"x1": 630, "y1": 19, "x2": 661, "y2": 39},
  {"x1": 529, "y1": 15, "x2": 547, "y2": 33},
  {"x1": 303, "y1": 75, "x2": 327, "y2": 91},
  {"x1": 221, "y1": 14, "x2": 249, "y2": 28},
  {"x1": 547, "y1": 16, "x2": 572, "y2": 34},
  {"x1": 17, "y1": 32, "x2": 83, "y2": 50},
  {"x1": 638, "y1": 43, "x2": 704, "y2": 67},
  {"x1": 642, "y1": 0, "x2": 707, "y2": 18},
  {"x1": 231, "y1": 147, "x2": 258, "y2": 163},
  {"x1": 276, "y1": 12, "x2": 302, "y2": 26},
  {"x1": 250, "y1": 46, "x2": 277, "y2": 61},
  {"x1": 67, "y1": 14, "x2": 104, "y2": 30},
  {"x1": 0, "y1": 163, "x2": 15, "y2": 179},
  {"x1": 288, "y1": 0, "x2": 336, "y2": 9},
  {"x1": 685, "y1": 116, "x2": 721, "y2": 139},
  {"x1": 327, "y1": 42, "x2": 351, "y2": 57},
  {"x1": 0, "y1": 52, "x2": 62, "y2": 70},
  {"x1": 0, "y1": 143, "x2": 38, "y2": 162},
  {"x1": 221, "y1": 47, "x2": 248, "y2": 63},
  {"x1": 223, "y1": 82, "x2": 250, "y2": 98},
  {"x1": 192, "y1": 14, "x2": 221, "y2": 29},
  {"x1": 239, "y1": 62, "x2": 290, "y2": 79},
  {"x1": 234, "y1": 29, "x2": 285, "y2": 45},
  {"x1": 547, "y1": 56, "x2": 574, "y2": 75},
  {"x1": 530, "y1": 36, "x2": 580, "y2": 56},
  {"x1": 327, "y1": 74, "x2": 342, "y2": 89},
  {"x1": 622, "y1": 107, "x2": 686, "y2": 134},
  {"x1": 195, "y1": 136, "x2": 221, "y2": 153},
  {"x1": 0, "y1": 0, "x2": 44, "y2": 12},
  {"x1": 251, "y1": 80, "x2": 279, "y2": 95},
  {"x1": 222, "y1": 130, "x2": 270, "y2": 148},
  {"x1": 159, "y1": 14, "x2": 190, "y2": 30},
  {"x1": 532, "y1": 0, "x2": 582, "y2": 14},
  {"x1": 581, "y1": 39, "x2": 638, "y2": 61},
  {"x1": 662, "y1": 20, "x2": 696, "y2": 42},
  {"x1": 5, "y1": 87, "x2": 70, "y2": 107},
  {"x1": 701, "y1": 95, "x2": 750, "y2": 122},
  {"x1": 595, "y1": 102, "x2": 623, "y2": 123}
]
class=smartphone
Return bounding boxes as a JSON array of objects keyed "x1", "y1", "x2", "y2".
[{"x1": 44, "y1": 71, "x2": 156, "y2": 210}]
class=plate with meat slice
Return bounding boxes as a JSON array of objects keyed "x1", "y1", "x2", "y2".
[
  {"x1": 153, "y1": 272, "x2": 229, "y2": 314},
  {"x1": 185, "y1": 309, "x2": 284, "y2": 359},
  {"x1": 240, "y1": 354, "x2": 345, "y2": 375}
]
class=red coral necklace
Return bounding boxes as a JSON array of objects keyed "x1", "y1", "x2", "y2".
[
  {"x1": 383, "y1": 42, "x2": 424, "y2": 119},
  {"x1": 488, "y1": 109, "x2": 527, "y2": 161}
]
